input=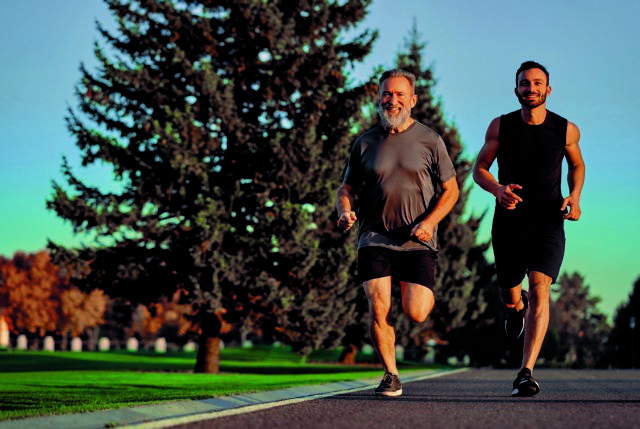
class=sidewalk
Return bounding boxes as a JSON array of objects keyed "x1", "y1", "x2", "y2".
[{"x1": 0, "y1": 368, "x2": 467, "y2": 429}]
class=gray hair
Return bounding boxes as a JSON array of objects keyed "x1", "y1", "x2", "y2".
[{"x1": 379, "y1": 69, "x2": 416, "y2": 92}]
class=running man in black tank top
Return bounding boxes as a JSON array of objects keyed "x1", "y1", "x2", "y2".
[{"x1": 473, "y1": 61, "x2": 585, "y2": 397}]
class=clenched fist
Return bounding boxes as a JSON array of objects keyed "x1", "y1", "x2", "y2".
[
  {"x1": 337, "y1": 210, "x2": 357, "y2": 231},
  {"x1": 411, "y1": 221, "x2": 435, "y2": 243}
]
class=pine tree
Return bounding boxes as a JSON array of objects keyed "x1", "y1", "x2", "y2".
[
  {"x1": 606, "y1": 276, "x2": 640, "y2": 368},
  {"x1": 48, "y1": 0, "x2": 377, "y2": 372},
  {"x1": 542, "y1": 272, "x2": 609, "y2": 368}
]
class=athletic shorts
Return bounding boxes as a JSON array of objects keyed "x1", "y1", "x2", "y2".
[
  {"x1": 357, "y1": 246, "x2": 437, "y2": 288},
  {"x1": 492, "y1": 217, "x2": 565, "y2": 288}
]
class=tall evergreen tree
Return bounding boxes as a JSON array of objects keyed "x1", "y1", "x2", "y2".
[
  {"x1": 48, "y1": 0, "x2": 377, "y2": 372},
  {"x1": 606, "y1": 276, "x2": 640, "y2": 368},
  {"x1": 542, "y1": 272, "x2": 609, "y2": 368}
]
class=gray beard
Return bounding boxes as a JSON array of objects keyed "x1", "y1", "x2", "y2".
[{"x1": 378, "y1": 105, "x2": 411, "y2": 130}]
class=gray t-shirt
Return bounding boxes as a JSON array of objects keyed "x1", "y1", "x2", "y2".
[{"x1": 342, "y1": 122, "x2": 456, "y2": 251}]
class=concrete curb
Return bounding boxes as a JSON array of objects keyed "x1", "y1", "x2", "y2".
[{"x1": 0, "y1": 368, "x2": 469, "y2": 429}]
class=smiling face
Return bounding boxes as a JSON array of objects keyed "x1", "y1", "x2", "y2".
[
  {"x1": 378, "y1": 76, "x2": 417, "y2": 131},
  {"x1": 515, "y1": 67, "x2": 551, "y2": 109}
]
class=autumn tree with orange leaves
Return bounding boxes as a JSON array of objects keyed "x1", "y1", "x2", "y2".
[{"x1": 0, "y1": 251, "x2": 106, "y2": 348}]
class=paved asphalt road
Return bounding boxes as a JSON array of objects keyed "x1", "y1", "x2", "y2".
[{"x1": 170, "y1": 369, "x2": 640, "y2": 429}]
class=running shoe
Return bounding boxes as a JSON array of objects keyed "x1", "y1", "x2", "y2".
[
  {"x1": 505, "y1": 290, "x2": 528, "y2": 340},
  {"x1": 512, "y1": 367, "x2": 540, "y2": 397},
  {"x1": 374, "y1": 372, "x2": 403, "y2": 397}
]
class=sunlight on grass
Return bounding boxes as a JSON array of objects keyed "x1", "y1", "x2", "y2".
[{"x1": 0, "y1": 347, "x2": 440, "y2": 421}]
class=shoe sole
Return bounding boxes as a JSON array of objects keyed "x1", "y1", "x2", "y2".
[
  {"x1": 505, "y1": 291, "x2": 528, "y2": 339},
  {"x1": 505, "y1": 319, "x2": 525, "y2": 339},
  {"x1": 511, "y1": 386, "x2": 540, "y2": 397},
  {"x1": 375, "y1": 389, "x2": 403, "y2": 397}
]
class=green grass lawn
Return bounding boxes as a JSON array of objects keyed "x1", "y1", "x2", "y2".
[{"x1": 0, "y1": 347, "x2": 441, "y2": 421}]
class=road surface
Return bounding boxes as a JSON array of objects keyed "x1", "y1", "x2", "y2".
[{"x1": 170, "y1": 369, "x2": 640, "y2": 429}]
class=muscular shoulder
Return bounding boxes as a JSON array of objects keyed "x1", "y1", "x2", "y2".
[
  {"x1": 567, "y1": 120, "x2": 581, "y2": 146},
  {"x1": 486, "y1": 116, "x2": 501, "y2": 141}
]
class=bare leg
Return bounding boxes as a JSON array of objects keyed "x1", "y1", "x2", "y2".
[
  {"x1": 500, "y1": 283, "x2": 526, "y2": 311},
  {"x1": 400, "y1": 282, "x2": 435, "y2": 323},
  {"x1": 521, "y1": 271, "x2": 552, "y2": 372},
  {"x1": 363, "y1": 277, "x2": 397, "y2": 374}
]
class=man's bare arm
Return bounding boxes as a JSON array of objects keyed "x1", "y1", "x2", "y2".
[
  {"x1": 561, "y1": 122, "x2": 585, "y2": 220},
  {"x1": 473, "y1": 117, "x2": 523, "y2": 210},
  {"x1": 411, "y1": 176, "x2": 459, "y2": 242},
  {"x1": 336, "y1": 183, "x2": 357, "y2": 231}
]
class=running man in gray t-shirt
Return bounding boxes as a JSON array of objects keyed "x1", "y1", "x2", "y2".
[{"x1": 336, "y1": 69, "x2": 458, "y2": 397}]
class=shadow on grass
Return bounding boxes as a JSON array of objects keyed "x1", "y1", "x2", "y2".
[{"x1": 0, "y1": 347, "x2": 408, "y2": 375}]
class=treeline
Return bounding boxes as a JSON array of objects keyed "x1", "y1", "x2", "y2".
[
  {"x1": 0, "y1": 251, "x2": 197, "y2": 350},
  {"x1": 2, "y1": 248, "x2": 638, "y2": 369},
  {"x1": 1, "y1": 0, "x2": 638, "y2": 372}
]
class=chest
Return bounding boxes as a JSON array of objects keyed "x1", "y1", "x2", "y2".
[
  {"x1": 499, "y1": 123, "x2": 565, "y2": 166},
  {"x1": 362, "y1": 139, "x2": 432, "y2": 178}
]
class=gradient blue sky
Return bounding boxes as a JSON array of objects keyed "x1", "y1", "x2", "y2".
[{"x1": 1, "y1": 0, "x2": 638, "y2": 319}]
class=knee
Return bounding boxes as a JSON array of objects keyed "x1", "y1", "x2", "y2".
[
  {"x1": 403, "y1": 300, "x2": 433, "y2": 323},
  {"x1": 368, "y1": 299, "x2": 391, "y2": 323},
  {"x1": 500, "y1": 288, "x2": 518, "y2": 309},
  {"x1": 404, "y1": 308, "x2": 428, "y2": 324},
  {"x1": 529, "y1": 285, "x2": 551, "y2": 306},
  {"x1": 530, "y1": 275, "x2": 552, "y2": 296},
  {"x1": 527, "y1": 286, "x2": 551, "y2": 315},
  {"x1": 400, "y1": 283, "x2": 434, "y2": 323}
]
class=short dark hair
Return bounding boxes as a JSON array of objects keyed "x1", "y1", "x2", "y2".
[
  {"x1": 515, "y1": 61, "x2": 550, "y2": 86},
  {"x1": 379, "y1": 69, "x2": 416, "y2": 92}
]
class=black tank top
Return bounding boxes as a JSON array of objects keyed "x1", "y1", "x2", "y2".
[{"x1": 497, "y1": 110, "x2": 567, "y2": 220}]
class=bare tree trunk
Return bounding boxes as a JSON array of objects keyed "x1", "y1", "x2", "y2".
[
  {"x1": 87, "y1": 326, "x2": 100, "y2": 351},
  {"x1": 338, "y1": 343, "x2": 358, "y2": 365},
  {"x1": 61, "y1": 332, "x2": 69, "y2": 351},
  {"x1": 194, "y1": 310, "x2": 221, "y2": 373}
]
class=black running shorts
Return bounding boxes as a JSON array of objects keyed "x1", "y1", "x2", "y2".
[
  {"x1": 358, "y1": 246, "x2": 437, "y2": 288},
  {"x1": 492, "y1": 217, "x2": 565, "y2": 288}
]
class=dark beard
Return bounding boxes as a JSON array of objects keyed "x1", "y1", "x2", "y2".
[{"x1": 517, "y1": 90, "x2": 548, "y2": 108}]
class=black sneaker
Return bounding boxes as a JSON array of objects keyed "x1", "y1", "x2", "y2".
[
  {"x1": 512, "y1": 368, "x2": 540, "y2": 397},
  {"x1": 374, "y1": 372, "x2": 403, "y2": 397},
  {"x1": 505, "y1": 290, "x2": 528, "y2": 340}
]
